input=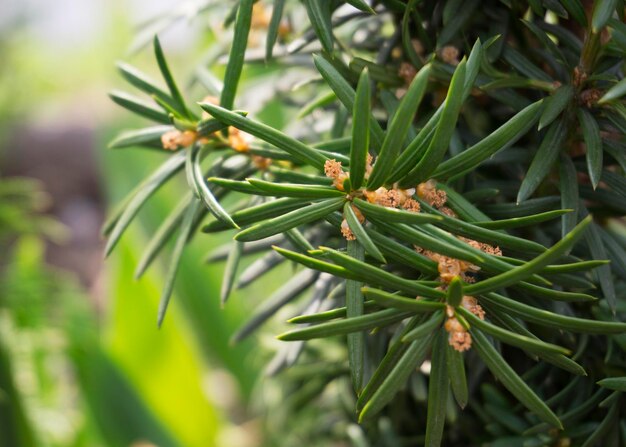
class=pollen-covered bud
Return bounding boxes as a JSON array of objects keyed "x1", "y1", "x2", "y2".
[
  {"x1": 444, "y1": 316, "x2": 464, "y2": 333},
  {"x1": 399, "y1": 62, "x2": 417, "y2": 84},
  {"x1": 462, "y1": 296, "x2": 485, "y2": 320},
  {"x1": 341, "y1": 219, "x2": 356, "y2": 240},
  {"x1": 439, "y1": 206, "x2": 457, "y2": 217},
  {"x1": 324, "y1": 159, "x2": 349, "y2": 191},
  {"x1": 449, "y1": 331, "x2": 472, "y2": 352},
  {"x1": 351, "y1": 204, "x2": 366, "y2": 224},
  {"x1": 161, "y1": 130, "x2": 181, "y2": 150},
  {"x1": 252, "y1": 155, "x2": 271, "y2": 170},
  {"x1": 417, "y1": 179, "x2": 447, "y2": 208},
  {"x1": 402, "y1": 198, "x2": 421, "y2": 213},
  {"x1": 440, "y1": 46, "x2": 460, "y2": 65},
  {"x1": 161, "y1": 129, "x2": 197, "y2": 150},
  {"x1": 228, "y1": 127, "x2": 253, "y2": 152},
  {"x1": 438, "y1": 256, "x2": 462, "y2": 283},
  {"x1": 365, "y1": 153, "x2": 374, "y2": 178}
]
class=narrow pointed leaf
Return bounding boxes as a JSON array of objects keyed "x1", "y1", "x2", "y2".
[
  {"x1": 583, "y1": 215, "x2": 616, "y2": 311},
  {"x1": 278, "y1": 308, "x2": 411, "y2": 341},
  {"x1": 446, "y1": 343, "x2": 468, "y2": 409},
  {"x1": 425, "y1": 329, "x2": 449, "y2": 446},
  {"x1": 480, "y1": 292, "x2": 626, "y2": 333},
  {"x1": 265, "y1": 0, "x2": 286, "y2": 60},
  {"x1": 190, "y1": 147, "x2": 238, "y2": 229},
  {"x1": 366, "y1": 228, "x2": 438, "y2": 274},
  {"x1": 577, "y1": 108, "x2": 602, "y2": 189},
  {"x1": 559, "y1": 155, "x2": 580, "y2": 237},
  {"x1": 109, "y1": 125, "x2": 173, "y2": 149},
  {"x1": 597, "y1": 377, "x2": 626, "y2": 392},
  {"x1": 247, "y1": 178, "x2": 345, "y2": 198},
  {"x1": 402, "y1": 311, "x2": 445, "y2": 342},
  {"x1": 361, "y1": 288, "x2": 446, "y2": 312},
  {"x1": 517, "y1": 117, "x2": 568, "y2": 203},
  {"x1": 358, "y1": 331, "x2": 433, "y2": 421},
  {"x1": 203, "y1": 198, "x2": 307, "y2": 232},
  {"x1": 447, "y1": 276, "x2": 463, "y2": 307},
  {"x1": 157, "y1": 198, "x2": 202, "y2": 327},
  {"x1": 273, "y1": 246, "x2": 360, "y2": 279},
  {"x1": 561, "y1": 0, "x2": 587, "y2": 26},
  {"x1": 538, "y1": 85, "x2": 573, "y2": 130},
  {"x1": 109, "y1": 90, "x2": 171, "y2": 124},
  {"x1": 320, "y1": 249, "x2": 446, "y2": 299},
  {"x1": 302, "y1": 0, "x2": 334, "y2": 53},
  {"x1": 220, "y1": 0, "x2": 254, "y2": 110},
  {"x1": 473, "y1": 209, "x2": 570, "y2": 230},
  {"x1": 153, "y1": 36, "x2": 191, "y2": 119},
  {"x1": 367, "y1": 64, "x2": 432, "y2": 189},
  {"x1": 402, "y1": 60, "x2": 466, "y2": 185},
  {"x1": 472, "y1": 330, "x2": 562, "y2": 428},
  {"x1": 465, "y1": 216, "x2": 591, "y2": 295},
  {"x1": 344, "y1": 202, "x2": 386, "y2": 263},
  {"x1": 346, "y1": 240, "x2": 365, "y2": 392},
  {"x1": 199, "y1": 102, "x2": 328, "y2": 169},
  {"x1": 422, "y1": 202, "x2": 547, "y2": 253},
  {"x1": 346, "y1": 0, "x2": 376, "y2": 13},
  {"x1": 353, "y1": 198, "x2": 442, "y2": 224},
  {"x1": 435, "y1": 100, "x2": 543, "y2": 179},
  {"x1": 592, "y1": 0, "x2": 618, "y2": 32},
  {"x1": 350, "y1": 68, "x2": 371, "y2": 190},
  {"x1": 221, "y1": 241, "x2": 243, "y2": 305},
  {"x1": 235, "y1": 198, "x2": 345, "y2": 242},
  {"x1": 458, "y1": 307, "x2": 570, "y2": 355},
  {"x1": 288, "y1": 300, "x2": 378, "y2": 324},
  {"x1": 598, "y1": 77, "x2": 626, "y2": 104},
  {"x1": 135, "y1": 193, "x2": 193, "y2": 279},
  {"x1": 105, "y1": 152, "x2": 186, "y2": 256},
  {"x1": 116, "y1": 61, "x2": 180, "y2": 113},
  {"x1": 233, "y1": 269, "x2": 318, "y2": 343},
  {"x1": 313, "y1": 54, "x2": 385, "y2": 150}
]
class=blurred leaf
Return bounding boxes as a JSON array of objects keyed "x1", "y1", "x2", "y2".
[
  {"x1": 402, "y1": 60, "x2": 466, "y2": 185},
  {"x1": 425, "y1": 329, "x2": 449, "y2": 447},
  {"x1": 105, "y1": 152, "x2": 186, "y2": 256},
  {"x1": 302, "y1": 0, "x2": 334, "y2": 53},
  {"x1": 472, "y1": 330, "x2": 562, "y2": 428},
  {"x1": 344, "y1": 202, "x2": 386, "y2": 263},
  {"x1": 598, "y1": 77, "x2": 626, "y2": 104},
  {"x1": 109, "y1": 125, "x2": 173, "y2": 149},
  {"x1": 265, "y1": 0, "x2": 286, "y2": 60},
  {"x1": 157, "y1": 198, "x2": 202, "y2": 327},
  {"x1": 234, "y1": 197, "x2": 345, "y2": 241},
  {"x1": 199, "y1": 102, "x2": 328, "y2": 169},
  {"x1": 517, "y1": 117, "x2": 568, "y2": 203},
  {"x1": 539, "y1": 85, "x2": 573, "y2": 130},
  {"x1": 109, "y1": 90, "x2": 171, "y2": 124},
  {"x1": 278, "y1": 308, "x2": 411, "y2": 341},
  {"x1": 434, "y1": 100, "x2": 543, "y2": 180},
  {"x1": 220, "y1": 0, "x2": 254, "y2": 110},
  {"x1": 350, "y1": 68, "x2": 371, "y2": 190},
  {"x1": 153, "y1": 36, "x2": 192, "y2": 119},
  {"x1": 577, "y1": 108, "x2": 602, "y2": 189},
  {"x1": 446, "y1": 342, "x2": 468, "y2": 409},
  {"x1": 480, "y1": 292, "x2": 626, "y2": 333},
  {"x1": 592, "y1": 0, "x2": 618, "y2": 32},
  {"x1": 367, "y1": 64, "x2": 432, "y2": 189},
  {"x1": 346, "y1": 240, "x2": 366, "y2": 392}
]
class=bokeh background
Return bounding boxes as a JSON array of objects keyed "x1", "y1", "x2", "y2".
[{"x1": 0, "y1": 1, "x2": 294, "y2": 445}]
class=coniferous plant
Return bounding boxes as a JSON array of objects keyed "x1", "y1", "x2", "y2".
[{"x1": 107, "y1": 1, "x2": 626, "y2": 445}]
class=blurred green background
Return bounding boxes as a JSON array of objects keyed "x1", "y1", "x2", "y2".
[{"x1": 0, "y1": 1, "x2": 286, "y2": 445}]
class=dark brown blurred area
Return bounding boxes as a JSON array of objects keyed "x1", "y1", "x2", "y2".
[{"x1": 1, "y1": 123, "x2": 105, "y2": 288}]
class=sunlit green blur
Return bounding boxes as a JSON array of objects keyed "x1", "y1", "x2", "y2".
[{"x1": 0, "y1": 2, "x2": 283, "y2": 446}]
